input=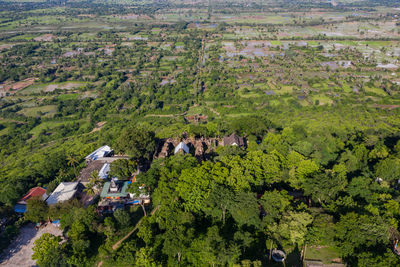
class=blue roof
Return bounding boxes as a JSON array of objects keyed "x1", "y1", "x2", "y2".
[{"x1": 14, "y1": 204, "x2": 27, "y2": 213}]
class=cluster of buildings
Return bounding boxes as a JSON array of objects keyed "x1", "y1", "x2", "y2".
[
  {"x1": 14, "y1": 133, "x2": 246, "y2": 217},
  {"x1": 158, "y1": 133, "x2": 246, "y2": 159},
  {"x1": 14, "y1": 145, "x2": 150, "y2": 215}
]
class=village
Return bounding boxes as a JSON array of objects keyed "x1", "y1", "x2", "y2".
[
  {"x1": 2, "y1": 0, "x2": 400, "y2": 265},
  {"x1": 13, "y1": 133, "x2": 247, "y2": 221}
]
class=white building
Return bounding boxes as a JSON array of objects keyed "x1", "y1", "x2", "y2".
[
  {"x1": 46, "y1": 182, "x2": 83, "y2": 205},
  {"x1": 174, "y1": 142, "x2": 189, "y2": 154},
  {"x1": 85, "y1": 145, "x2": 113, "y2": 163},
  {"x1": 99, "y1": 163, "x2": 110, "y2": 179}
]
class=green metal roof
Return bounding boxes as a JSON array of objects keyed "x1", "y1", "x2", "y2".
[{"x1": 100, "y1": 181, "x2": 130, "y2": 198}]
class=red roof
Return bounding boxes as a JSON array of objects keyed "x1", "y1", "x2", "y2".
[{"x1": 19, "y1": 187, "x2": 46, "y2": 202}]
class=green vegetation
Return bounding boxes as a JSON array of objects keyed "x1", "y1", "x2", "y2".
[{"x1": 1, "y1": 0, "x2": 400, "y2": 266}]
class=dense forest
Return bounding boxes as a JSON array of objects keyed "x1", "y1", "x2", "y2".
[{"x1": 1, "y1": 0, "x2": 400, "y2": 266}]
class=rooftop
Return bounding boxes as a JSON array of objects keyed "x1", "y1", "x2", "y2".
[
  {"x1": 99, "y1": 163, "x2": 110, "y2": 179},
  {"x1": 18, "y1": 187, "x2": 47, "y2": 204},
  {"x1": 85, "y1": 145, "x2": 113, "y2": 161},
  {"x1": 46, "y1": 182, "x2": 82, "y2": 205},
  {"x1": 174, "y1": 142, "x2": 189, "y2": 154},
  {"x1": 223, "y1": 133, "x2": 245, "y2": 147},
  {"x1": 78, "y1": 157, "x2": 125, "y2": 183},
  {"x1": 100, "y1": 180, "x2": 130, "y2": 198},
  {"x1": 78, "y1": 160, "x2": 106, "y2": 183}
]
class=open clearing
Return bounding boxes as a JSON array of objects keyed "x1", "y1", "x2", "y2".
[{"x1": 0, "y1": 223, "x2": 62, "y2": 267}]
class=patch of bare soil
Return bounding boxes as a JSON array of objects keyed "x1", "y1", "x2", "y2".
[
  {"x1": 43, "y1": 82, "x2": 83, "y2": 92},
  {"x1": 90, "y1": 121, "x2": 107, "y2": 133},
  {"x1": 33, "y1": 34, "x2": 55, "y2": 42},
  {"x1": 0, "y1": 78, "x2": 36, "y2": 95},
  {"x1": 372, "y1": 104, "x2": 400, "y2": 110},
  {"x1": 0, "y1": 223, "x2": 62, "y2": 267}
]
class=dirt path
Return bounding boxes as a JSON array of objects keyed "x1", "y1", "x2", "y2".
[
  {"x1": 193, "y1": 36, "x2": 206, "y2": 101},
  {"x1": 0, "y1": 223, "x2": 62, "y2": 267},
  {"x1": 208, "y1": 107, "x2": 220, "y2": 116},
  {"x1": 112, "y1": 205, "x2": 160, "y2": 251},
  {"x1": 96, "y1": 206, "x2": 160, "y2": 267}
]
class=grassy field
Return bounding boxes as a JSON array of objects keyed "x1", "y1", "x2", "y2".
[
  {"x1": 19, "y1": 82, "x2": 87, "y2": 95},
  {"x1": 17, "y1": 105, "x2": 58, "y2": 118},
  {"x1": 305, "y1": 246, "x2": 341, "y2": 264}
]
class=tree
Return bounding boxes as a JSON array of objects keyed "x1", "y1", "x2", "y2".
[
  {"x1": 32, "y1": 233, "x2": 65, "y2": 267},
  {"x1": 168, "y1": 226, "x2": 194, "y2": 263},
  {"x1": 67, "y1": 153, "x2": 79, "y2": 177},
  {"x1": 135, "y1": 247, "x2": 158, "y2": 267},
  {"x1": 277, "y1": 211, "x2": 313, "y2": 247},
  {"x1": 176, "y1": 162, "x2": 215, "y2": 213},
  {"x1": 260, "y1": 190, "x2": 292, "y2": 223},
  {"x1": 114, "y1": 209, "x2": 131, "y2": 228},
  {"x1": 109, "y1": 159, "x2": 137, "y2": 180},
  {"x1": 229, "y1": 191, "x2": 261, "y2": 228},
  {"x1": 114, "y1": 127, "x2": 156, "y2": 162},
  {"x1": 202, "y1": 184, "x2": 234, "y2": 223},
  {"x1": 375, "y1": 157, "x2": 400, "y2": 183},
  {"x1": 357, "y1": 249, "x2": 400, "y2": 267},
  {"x1": 303, "y1": 164, "x2": 348, "y2": 205},
  {"x1": 25, "y1": 198, "x2": 48, "y2": 223},
  {"x1": 84, "y1": 170, "x2": 104, "y2": 196},
  {"x1": 287, "y1": 151, "x2": 319, "y2": 189},
  {"x1": 335, "y1": 212, "x2": 390, "y2": 259}
]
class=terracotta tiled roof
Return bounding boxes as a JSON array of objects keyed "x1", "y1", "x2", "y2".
[{"x1": 19, "y1": 187, "x2": 46, "y2": 202}]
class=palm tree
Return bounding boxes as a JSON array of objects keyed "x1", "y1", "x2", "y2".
[
  {"x1": 57, "y1": 168, "x2": 68, "y2": 179},
  {"x1": 67, "y1": 154, "x2": 79, "y2": 178},
  {"x1": 84, "y1": 182, "x2": 96, "y2": 196},
  {"x1": 90, "y1": 170, "x2": 103, "y2": 187},
  {"x1": 84, "y1": 170, "x2": 104, "y2": 196}
]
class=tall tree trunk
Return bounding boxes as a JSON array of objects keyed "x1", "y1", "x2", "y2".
[
  {"x1": 73, "y1": 165, "x2": 78, "y2": 177},
  {"x1": 269, "y1": 240, "x2": 273, "y2": 261},
  {"x1": 140, "y1": 201, "x2": 147, "y2": 216},
  {"x1": 221, "y1": 204, "x2": 226, "y2": 223}
]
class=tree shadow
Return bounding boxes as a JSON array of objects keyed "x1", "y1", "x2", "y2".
[
  {"x1": 285, "y1": 246, "x2": 302, "y2": 267},
  {"x1": 0, "y1": 223, "x2": 38, "y2": 264},
  {"x1": 265, "y1": 246, "x2": 302, "y2": 267}
]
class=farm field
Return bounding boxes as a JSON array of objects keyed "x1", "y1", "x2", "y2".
[{"x1": 1, "y1": 0, "x2": 400, "y2": 267}]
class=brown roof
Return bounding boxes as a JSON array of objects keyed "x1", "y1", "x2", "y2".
[
  {"x1": 18, "y1": 187, "x2": 47, "y2": 204},
  {"x1": 223, "y1": 133, "x2": 244, "y2": 147},
  {"x1": 78, "y1": 161, "x2": 106, "y2": 183},
  {"x1": 79, "y1": 156, "x2": 130, "y2": 183}
]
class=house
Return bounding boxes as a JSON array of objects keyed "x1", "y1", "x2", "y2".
[
  {"x1": 78, "y1": 161, "x2": 107, "y2": 184},
  {"x1": 46, "y1": 182, "x2": 84, "y2": 205},
  {"x1": 223, "y1": 133, "x2": 245, "y2": 147},
  {"x1": 78, "y1": 156, "x2": 129, "y2": 184},
  {"x1": 99, "y1": 163, "x2": 110, "y2": 179},
  {"x1": 100, "y1": 180, "x2": 130, "y2": 200},
  {"x1": 14, "y1": 187, "x2": 48, "y2": 213},
  {"x1": 98, "y1": 179, "x2": 150, "y2": 214},
  {"x1": 174, "y1": 142, "x2": 190, "y2": 154},
  {"x1": 85, "y1": 145, "x2": 113, "y2": 164}
]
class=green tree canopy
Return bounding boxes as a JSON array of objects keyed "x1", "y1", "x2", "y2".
[
  {"x1": 109, "y1": 159, "x2": 137, "y2": 180},
  {"x1": 25, "y1": 198, "x2": 48, "y2": 223},
  {"x1": 114, "y1": 127, "x2": 156, "y2": 162}
]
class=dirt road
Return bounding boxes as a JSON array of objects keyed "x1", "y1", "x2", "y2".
[{"x1": 0, "y1": 223, "x2": 62, "y2": 267}]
